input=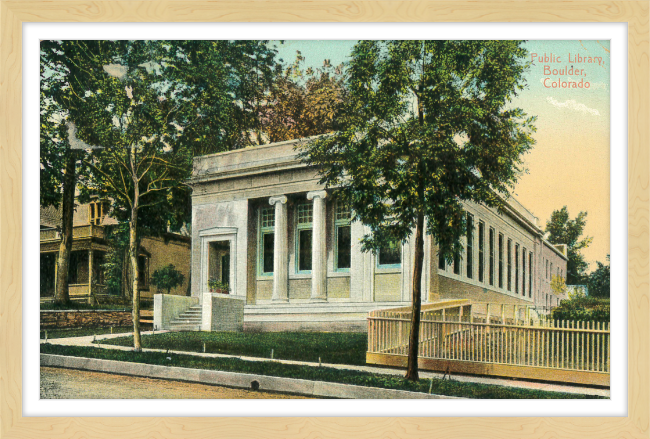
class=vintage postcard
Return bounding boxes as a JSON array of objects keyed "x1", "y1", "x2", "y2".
[{"x1": 39, "y1": 39, "x2": 610, "y2": 400}]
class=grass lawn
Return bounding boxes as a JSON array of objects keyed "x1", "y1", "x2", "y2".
[
  {"x1": 41, "y1": 326, "x2": 133, "y2": 339},
  {"x1": 40, "y1": 343, "x2": 602, "y2": 399},
  {"x1": 98, "y1": 331, "x2": 368, "y2": 366}
]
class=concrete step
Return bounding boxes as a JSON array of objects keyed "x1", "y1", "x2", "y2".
[
  {"x1": 167, "y1": 326, "x2": 201, "y2": 331},
  {"x1": 170, "y1": 319, "x2": 202, "y2": 324}
]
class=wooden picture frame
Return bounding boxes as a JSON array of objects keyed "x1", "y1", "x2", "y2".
[{"x1": 1, "y1": 1, "x2": 647, "y2": 438}]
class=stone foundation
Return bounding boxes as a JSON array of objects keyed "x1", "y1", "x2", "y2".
[{"x1": 40, "y1": 310, "x2": 132, "y2": 329}]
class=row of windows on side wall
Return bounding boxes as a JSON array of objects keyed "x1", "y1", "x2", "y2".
[{"x1": 439, "y1": 212, "x2": 533, "y2": 298}]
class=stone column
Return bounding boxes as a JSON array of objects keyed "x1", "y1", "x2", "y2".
[
  {"x1": 269, "y1": 195, "x2": 288, "y2": 302},
  {"x1": 307, "y1": 190, "x2": 327, "y2": 302}
]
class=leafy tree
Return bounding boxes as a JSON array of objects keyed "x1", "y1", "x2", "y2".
[
  {"x1": 544, "y1": 206, "x2": 592, "y2": 284},
  {"x1": 151, "y1": 264, "x2": 185, "y2": 295},
  {"x1": 261, "y1": 54, "x2": 345, "y2": 143},
  {"x1": 300, "y1": 40, "x2": 536, "y2": 381},
  {"x1": 587, "y1": 255, "x2": 610, "y2": 298},
  {"x1": 40, "y1": 43, "x2": 89, "y2": 305},
  {"x1": 44, "y1": 40, "x2": 280, "y2": 350}
]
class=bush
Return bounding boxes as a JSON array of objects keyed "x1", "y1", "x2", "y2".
[
  {"x1": 552, "y1": 296, "x2": 610, "y2": 322},
  {"x1": 150, "y1": 264, "x2": 185, "y2": 294}
]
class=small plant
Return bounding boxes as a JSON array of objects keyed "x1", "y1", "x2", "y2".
[
  {"x1": 208, "y1": 278, "x2": 230, "y2": 294},
  {"x1": 150, "y1": 264, "x2": 185, "y2": 295}
]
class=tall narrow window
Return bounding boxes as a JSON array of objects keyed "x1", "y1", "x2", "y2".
[
  {"x1": 550, "y1": 262, "x2": 553, "y2": 280},
  {"x1": 334, "y1": 203, "x2": 351, "y2": 271},
  {"x1": 453, "y1": 248, "x2": 461, "y2": 275},
  {"x1": 529, "y1": 252, "x2": 533, "y2": 297},
  {"x1": 514, "y1": 243, "x2": 520, "y2": 294},
  {"x1": 489, "y1": 228, "x2": 495, "y2": 286},
  {"x1": 546, "y1": 259, "x2": 549, "y2": 279},
  {"x1": 498, "y1": 233, "x2": 504, "y2": 288},
  {"x1": 522, "y1": 247, "x2": 527, "y2": 296},
  {"x1": 507, "y1": 238, "x2": 512, "y2": 291},
  {"x1": 259, "y1": 207, "x2": 275, "y2": 275},
  {"x1": 296, "y1": 203, "x2": 313, "y2": 273},
  {"x1": 466, "y1": 213, "x2": 474, "y2": 279},
  {"x1": 438, "y1": 251, "x2": 446, "y2": 270},
  {"x1": 478, "y1": 221, "x2": 485, "y2": 282}
]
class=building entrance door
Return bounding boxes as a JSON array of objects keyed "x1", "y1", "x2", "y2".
[{"x1": 208, "y1": 240, "x2": 232, "y2": 291}]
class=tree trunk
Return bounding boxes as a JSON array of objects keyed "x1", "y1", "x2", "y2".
[
  {"x1": 122, "y1": 247, "x2": 131, "y2": 299},
  {"x1": 129, "y1": 150, "x2": 142, "y2": 351},
  {"x1": 54, "y1": 150, "x2": 77, "y2": 305},
  {"x1": 405, "y1": 208, "x2": 425, "y2": 381}
]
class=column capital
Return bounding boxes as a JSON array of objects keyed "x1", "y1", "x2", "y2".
[
  {"x1": 307, "y1": 190, "x2": 327, "y2": 201},
  {"x1": 269, "y1": 195, "x2": 288, "y2": 206}
]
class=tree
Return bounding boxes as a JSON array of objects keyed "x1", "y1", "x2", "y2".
[
  {"x1": 40, "y1": 43, "x2": 88, "y2": 305},
  {"x1": 545, "y1": 206, "x2": 592, "y2": 284},
  {"x1": 50, "y1": 40, "x2": 280, "y2": 351},
  {"x1": 300, "y1": 40, "x2": 536, "y2": 381},
  {"x1": 587, "y1": 256, "x2": 610, "y2": 298},
  {"x1": 550, "y1": 274, "x2": 568, "y2": 296},
  {"x1": 150, "y1": 264, "x2": 185, "y2": 295},
  {"x1": 261, "y1": 54, "x2": 345, "y2": 143}
]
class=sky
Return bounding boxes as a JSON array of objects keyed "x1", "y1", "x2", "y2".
[{"x1": 273, "y1": 40, "x2": 611, "y2": 269}]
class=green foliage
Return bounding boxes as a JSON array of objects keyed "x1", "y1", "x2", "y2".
[
  {"x1": 101, "y1": 331, "x2": 367, "y2": 366},
  {"x1": 587, "y1": 256, "x2": 610, "y2": 299},
  {"x1": 41, "y1": 344, "x2": 601, "y2": 399},
  {"x1": 101, "y1": 223, "x2": 130, "y2": 296},
  {"x1": 207, "y1": 278, "x2": 230, "y2": 293},
  {"x1": 260, "y1": 54, "x2": 346, "y2": 143},
  {"x1": 150, "y1": 264, "x2": 185, "y2": 294},
  {"x1": 550, "y1": 274, "x2": 568, "y2": 296},
  {"x1": 568, "y1": 286, "x2": 587, "y2": 300},
  {"x1": 299, "y1": 40, "x2": 536, "y2": 261},
  {"x1": 552, "y1": 296, "x2": 610, "y2": 323},
  {"x1": 545, "y1": 206, "x2": 592, "y2": 284}
]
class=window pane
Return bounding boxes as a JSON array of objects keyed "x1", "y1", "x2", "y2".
[
  {"x1": 379, "y1": 240, "x2": 401, "y2": 266},
  {"x1": 498, "y1": 234, "x2": 503, "y2": 288},
  {"x1": 297, "y1": 204, "x2": 313, "y2": 225},
  {"x1": 263, "y1": 233, "x2": 274, "y2": 273},
  {"x1": 261, "y1": 208, "x2": 275, "y2": 229},
  {"x1": 478, "y1": 221, "x2": 484, "y2": 282},
  {"x1": 489, "y1": 228, "x2": 495, "y2": 286},
  {"x1": 515, "y1": 244, "x2": 519, "y2": 294},
  {"x1": 507, "y1": 239, "x2": 512, "y2": 291},
  {"x1": 336, "y1": 225, "x2": 351, "y2": 269},
  {"x1": 298, "y1": 229, "x2": 312, "y2": 271},
  {"x1": 466, "y1": 213, "x2": 473, "y2": 279}
]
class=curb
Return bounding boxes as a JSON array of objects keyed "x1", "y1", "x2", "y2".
[{"x1": 41, "y1": 354, "x2": 461, "y2": 399}]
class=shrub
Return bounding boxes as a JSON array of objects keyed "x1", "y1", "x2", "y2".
[
  {"x1": 552, "y1": 296, "x2": 609, "y2": 322},
  {"x1": 150, "y1": 264, "x2": 185, "y2": 294}
]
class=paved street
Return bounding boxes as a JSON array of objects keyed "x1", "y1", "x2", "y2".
[{"x1": 40, "y1": 367, "x2": 313, "y2": 399}]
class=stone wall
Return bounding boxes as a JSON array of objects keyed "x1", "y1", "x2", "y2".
[{"x1": 40, "y1": 310, "x2": 132, "y2": 329}]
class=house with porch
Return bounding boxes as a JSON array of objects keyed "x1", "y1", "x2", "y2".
[
  {"x1": 161, "y1": 137, "x2": 568, "y2": 332},
  {"x1": 40, "y1": 199, "x2": 191, "y2": 305}
]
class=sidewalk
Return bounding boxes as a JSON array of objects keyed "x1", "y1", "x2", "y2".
[{"x1": 42, "y1": 331, "x2": 610, "y2": 398}]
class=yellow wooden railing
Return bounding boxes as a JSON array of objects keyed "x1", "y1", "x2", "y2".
[{"x1": 367, "y1": 301, "x2": 610, "y2": 386}]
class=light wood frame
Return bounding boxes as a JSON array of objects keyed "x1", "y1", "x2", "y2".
[{"x1": 1, "y1": 1, "x2": 647, "y2": 438}]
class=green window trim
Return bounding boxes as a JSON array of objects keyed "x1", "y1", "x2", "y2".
[
  {"x1": 377, "y1": 239, "x2": 402, "y2": 269},
  {"x1": 258, "y1": 207, "x2": 275, "y2": 277},
  {"x1": 334, "y1": 202, "x2": 351, "y2": 272},
  {"x1": 295, "y1": 203, "x2": 313, "y2": 274}
]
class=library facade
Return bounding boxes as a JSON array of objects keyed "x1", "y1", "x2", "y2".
[{"x1": 187, "y1": 138, "x2": 568, "y2": 332}]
